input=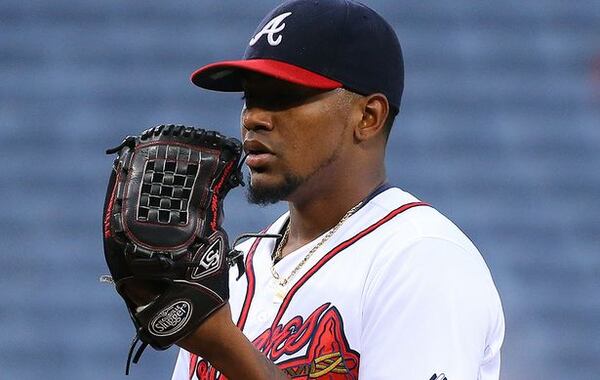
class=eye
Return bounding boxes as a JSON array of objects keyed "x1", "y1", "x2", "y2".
[
  {"x1": 241, "y1": 87, "x2": 324, "y2": 111},
  {"x1": 244, "y1": 92, "x2": 304, "y2": 110}
]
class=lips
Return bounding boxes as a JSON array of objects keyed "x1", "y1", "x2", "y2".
[{"x1": 243, "y1": 140, "x2": 275, "y2": 169}]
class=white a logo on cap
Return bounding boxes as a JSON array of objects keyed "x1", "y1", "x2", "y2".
[{"x1": 249, "y1": 12, "x2": 292, "y2": 47}]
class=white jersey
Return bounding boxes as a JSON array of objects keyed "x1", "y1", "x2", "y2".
[{"x1": 172, "y1": 187, "x2": 504, "y2": 380}]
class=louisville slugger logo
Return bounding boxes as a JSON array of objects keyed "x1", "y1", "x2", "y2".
[
  {"x1": 191, "y1": 237, "x2": 223, "y2": 280},
  {"x1": 149, "y1": 300, "x2": 192, "y2": 337},
  {"x1": 249, "y1": 12, "x2": 292, "y2": 46}
]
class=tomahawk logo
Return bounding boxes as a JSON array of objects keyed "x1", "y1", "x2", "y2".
[
  {"x1": 249, "y1": 12, "x2": 292, "y2": 46},
  {"x1": 191, "y1": 238, "x2": 223, "y2": 279},
  {"x1": 190, "y1": 304, "x2": 360, "y2": 379}
]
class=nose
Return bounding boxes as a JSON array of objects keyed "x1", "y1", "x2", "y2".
[{"x1": 241, "y1": 104, "x2": 273, "y2": 132}]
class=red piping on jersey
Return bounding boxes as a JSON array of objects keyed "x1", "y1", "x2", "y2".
[
  {"x1": 269, "y1": 201, "x2": 429, "y2": 330},
  {"x1": 188, "y1": 354, "x2": 198, "y2": 380},
  {"x1": 235, "y1": 233, "x2": 264, "y2": 330}
]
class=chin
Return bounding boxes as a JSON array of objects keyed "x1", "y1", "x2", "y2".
[
  {"x1": 246, "y1": 172, "x2": 303, "y2": 206},
  {"x1": 249, "y1": 171, "x2": 281, "y2": 191}
]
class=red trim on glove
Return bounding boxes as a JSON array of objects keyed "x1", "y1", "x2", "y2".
[{"x1": 210, "y1": 161, "x2": 235, "y2": 231}]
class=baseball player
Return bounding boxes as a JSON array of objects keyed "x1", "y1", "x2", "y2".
[{"x1": 171, "y1": 0, "x2": 505, "y2": 379}]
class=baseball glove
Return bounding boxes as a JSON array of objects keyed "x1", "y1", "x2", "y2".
[{"x1": 101, "y1": 124, "x2": 246, "y2": 373}]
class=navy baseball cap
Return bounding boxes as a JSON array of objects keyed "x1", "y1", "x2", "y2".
[{"x1": 191, "y1": 0, "x2": 404, "y2": 111}]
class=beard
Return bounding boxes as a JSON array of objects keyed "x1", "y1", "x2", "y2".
[
  {"x1": 246, "y1": 172, "x2": 304, "y2": 206},
  {"x1": 246, "y1": 128, "x2": 346, "y2": 206}
]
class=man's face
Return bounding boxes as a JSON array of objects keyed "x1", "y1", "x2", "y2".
[{"x1": 241, "y1": 74, "x2": 357, "y2": 205}]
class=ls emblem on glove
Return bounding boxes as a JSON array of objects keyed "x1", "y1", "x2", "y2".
[
  {"x1": 149, "y1": 300, "x2": 193, "y2": 337},
  {"x1": 191, "y1": 237, "x2": 224, "y2": 280}
]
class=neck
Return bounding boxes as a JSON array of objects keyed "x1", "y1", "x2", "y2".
[{"x1": 280, "y1": 168, "x2": 386, "y2": 257}]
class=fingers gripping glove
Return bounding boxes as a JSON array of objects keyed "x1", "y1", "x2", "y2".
[{"x1": 102, "y1": 125, "x2": 245, "y2": 373}]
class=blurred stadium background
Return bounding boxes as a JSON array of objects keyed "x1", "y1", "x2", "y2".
[{"x1": 1, "y1": 0, "x2": 599, "y2": 379}]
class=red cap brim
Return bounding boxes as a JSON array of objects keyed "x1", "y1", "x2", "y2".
[{"x1": 190, "y1": 59, "x2": 342, "y2": 92}]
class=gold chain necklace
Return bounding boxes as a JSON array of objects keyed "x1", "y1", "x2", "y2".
[{"x1": 271, "y1": 202, "x2": 363, "y2": 287}]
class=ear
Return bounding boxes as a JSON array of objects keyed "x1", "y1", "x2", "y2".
[{"x1": 354, "y1": 93, "x2": 389, "y2": 142}]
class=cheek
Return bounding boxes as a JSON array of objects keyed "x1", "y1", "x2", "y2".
[{"x1": 279, "y1": 116, "x2": 345, "y2": 173}]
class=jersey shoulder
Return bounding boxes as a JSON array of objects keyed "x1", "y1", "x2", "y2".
[
  {"x1": 369, "y1": 187, "x2": 480, "y2": 255},
  {"x1": 365, "y1": 187, "x2": 498, "y2": 292},
  {"x1": 364, "y1": 187, "x2": 504, "y2": 334}
]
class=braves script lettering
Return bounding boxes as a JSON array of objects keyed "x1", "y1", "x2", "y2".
[
  {"x1": 190, "y1": 303, "x2": 360, "y2": 379},
  {"x1": 249, "y1": 12, "x2": 293, "y2": 46}
]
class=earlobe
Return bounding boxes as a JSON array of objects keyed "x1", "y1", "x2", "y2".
[{"x1": 354, "y1": 94, "x2": 389, "y2": 142}]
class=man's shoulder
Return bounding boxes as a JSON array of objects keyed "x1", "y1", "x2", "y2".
[
  {"x1": 364, "y1": 188, "x2": 498, "y2": 295},
  {"x1": 234, "y1": 186, "x2": 481, "y2": 263},
  {"x1": 368, "y1": 187, "x2": 478, "y2": 253}
]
